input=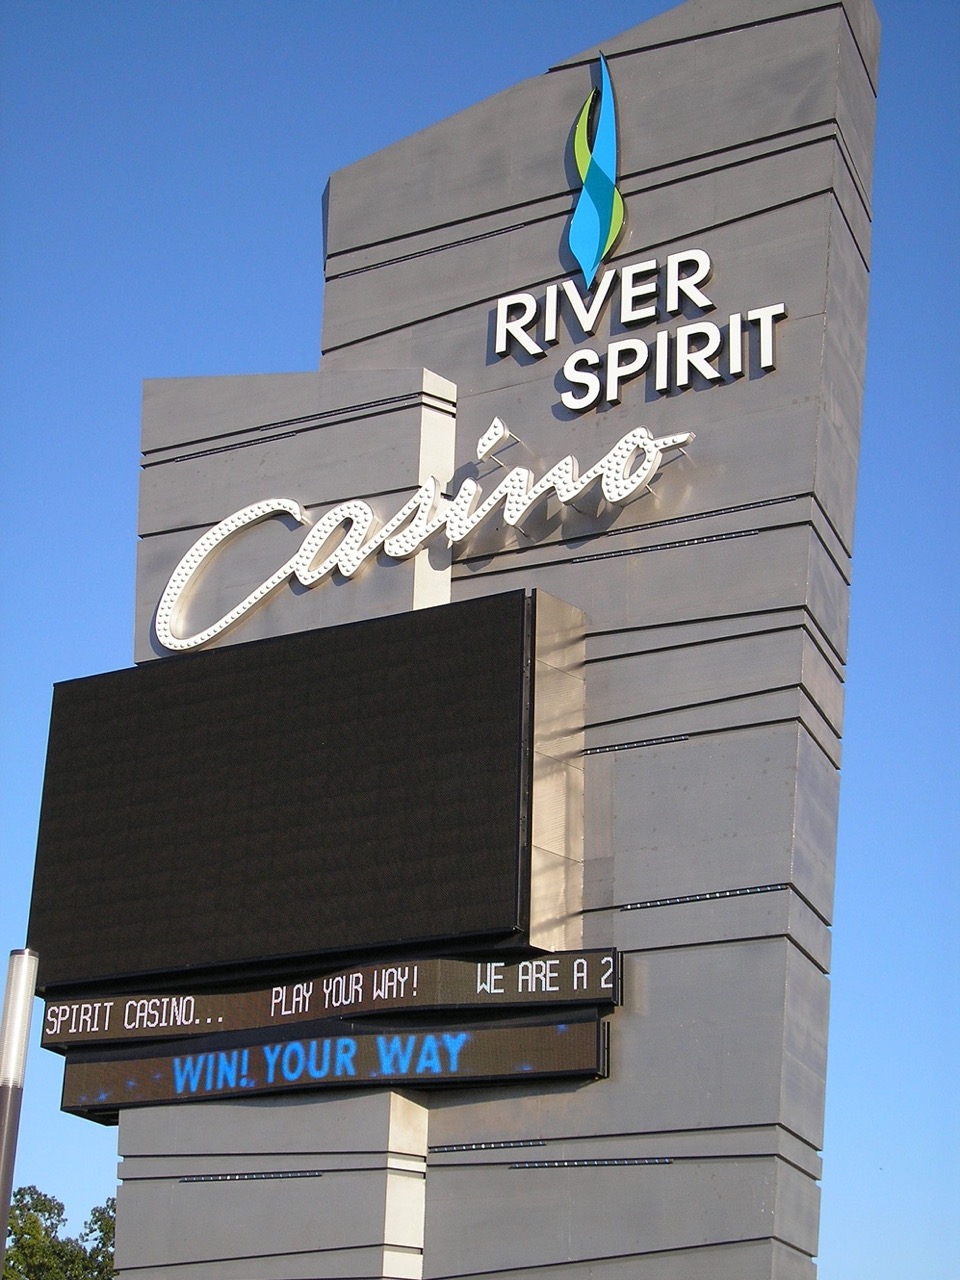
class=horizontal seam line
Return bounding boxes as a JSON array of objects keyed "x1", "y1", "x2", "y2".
[
  {"x1": 326, "y1": 127, "x2": 841, "y2": 279},
  {"x1": 324, "y1": 117, "x2": 840, "y2": 264},
  {"x1": 549, "y1": 3, "x2": 843, "y2": 69},
  {"x1": 141, "y1": 395, "x2": 448, "y2": 462},
  {"x1": 322, "y1": 189, "x2": 833, "y2": 351}
]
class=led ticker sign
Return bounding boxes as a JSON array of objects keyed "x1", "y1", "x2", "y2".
[
  {"x1": 43, "y1": 949, "x2": 620, "y2": 1049},
  {"x1": 61, "y1": 1014, "x2": 608, "y2": 1119}
]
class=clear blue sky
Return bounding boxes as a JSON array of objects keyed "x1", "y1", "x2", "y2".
[{"x1": 1, "y1": 1, "x2": 957, "y2": 1274}]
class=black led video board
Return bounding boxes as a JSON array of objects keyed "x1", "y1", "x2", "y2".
[{"x1": 28, "y1": 592, "x2": 533, "y2": 994}]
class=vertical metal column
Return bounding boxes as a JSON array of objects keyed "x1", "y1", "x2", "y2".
[{"x1": 0, "y1": 948, "x2": 39, "y2": 1269}]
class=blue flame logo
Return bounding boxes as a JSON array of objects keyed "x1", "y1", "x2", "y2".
[{"x1": 567, "y1": 53, "x2": 624, "y2": 288}]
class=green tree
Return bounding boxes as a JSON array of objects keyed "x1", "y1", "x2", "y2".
[
  {"x1": 4, "y1": 1186, "x2": 114, "y2": 1280},
  {"x1": 77, "y1": 1199, "x2": 114, "y2": 1280}
]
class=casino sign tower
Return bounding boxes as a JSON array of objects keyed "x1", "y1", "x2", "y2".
[{"x1": 28, "y1": 1, "x2": 878, "y2": 1276}]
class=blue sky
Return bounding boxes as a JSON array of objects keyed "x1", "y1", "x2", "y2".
[{"x1": 1, "y1": 1, "x2": 957, "y2": 1274}]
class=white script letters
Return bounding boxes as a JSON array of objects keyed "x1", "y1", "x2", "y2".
[{"x1": 155, "y1": 419, "x2": 693, "y2": 651}]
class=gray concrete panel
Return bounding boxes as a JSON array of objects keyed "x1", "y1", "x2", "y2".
[
  {"x1": 141, "y1": 367, "x2": 454, "y2": 454},
  {"x1": 320, "y1": 296, "x2": 863, "y2": 586},
  {"x1": 450, "y1": 501, "x2": 850, "y2": 623},
  {"x1": 815, "y1": 210, "x2": 872, "y2": 549},
  {"x1": 136, "y1": 495, "x2": 852, "y2": 669},
  {"x1": 114, "y1": 1246, "x2": 399, "y2": 1280},
  {"x1": 323, "y1": 145, "x2": 838, "y2": 351},
  {"x1": 586, "y1": 688, "x2": 841, "y2": 769},
  {"x1": 555, "y1": 0, "x2": 855, "y2": 66},
  {"x1": 588, "y1": 605, "x2": 813, "y2": 658},
  {"x1": 781, "y1": 944, "x2": 831, "y2": 1147},
  {"x1": 323, "y1": 7, "x2": 853, "y2": 260},
  {"x1": 427, "y1": 940, "x2": 822, "y2": 1145},
  {"x1": 141, "y1": 372, "x2": 326, "y2": 455},
  {"x1": 428, "y1": 1123, "x2": 821, "y2": 1178},
  {"x1": 464, "y1": 517, "x2": 797, "y2": 615},
  {"x1": 414, "y1": 1239, "x2": 816, "y2": 1280},
  {"x1": 606, "y1": 888, "x2": 832, "y2": 974},
  {"x1": 792, "y1": 727, "x2": 841, "y2": 921},
  {"x1": 326, "y1": 122, "x2": 859, "y2": 278},
  {"x1": 117, "y1": 1091, "x2": 427, "y2": 1277},
  {"x1": 449, "y1": 369, "x2": 829, "y2": 553},
  {"x1": 422, "y1": 1157, "x2": 817, "y2": 1275},
  {"x1": 806, "y1": 524, "x2": 852, "y2": 662},
  {"x1": 117, "y1": 1166, "x2": 394, "y2": 1268},
  {"x1": 585, "y1": 627, "x2": 843, "y2": 737},
  {"x1": 454, "y1": 523, "x2": 850, "y2": 662},
  {"x1": 139, "y1": 412, "x2": 432, "y2": 536},
  {"x1": 568, "y1": 0, "x2": 880, "y2": 215},
  {"x1": 118, "y1": 1090, "x2": 420, "y2": 1156},
  {"x1": 836, "y1": 12, "x2": 880, "y2": 199},
  {"x1": 325, "y1": 178, "x2": 830, "y2": 359},
  {"x1": 590, "y1": 615, "x2": 845, "y2": 712},
  {"x1": 588, "y1": 724, "x2": 836, "y2": 917}
]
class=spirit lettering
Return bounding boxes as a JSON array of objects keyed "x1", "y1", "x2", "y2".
[
  {"x1": 493, "y1": 248, "x2": 785, "y2": 411},
  {"x1": 44, "y1": 1000, "x2": 116, "y2": 1038}
]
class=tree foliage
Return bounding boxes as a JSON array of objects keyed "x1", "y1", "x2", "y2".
[{"x1": 4, "y1": 1186, "x2": 114, "y2": 1280}]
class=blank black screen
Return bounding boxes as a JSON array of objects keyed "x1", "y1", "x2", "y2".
[{"x1": 28, "y1": 592, "x2": 532, "y2": 994}]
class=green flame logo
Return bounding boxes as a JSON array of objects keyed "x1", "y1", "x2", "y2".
[{"x1": 568, "y1": 53, "x2": 624, "y2": 288}]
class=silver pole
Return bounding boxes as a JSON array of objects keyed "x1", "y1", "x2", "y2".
[{"x1": 0, "y1": 948, "x2": 39, "y2": 1270}]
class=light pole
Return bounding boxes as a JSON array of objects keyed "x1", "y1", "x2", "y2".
[{"x1": 0, "y1": 948, "x2": 39, "y2": 1269}]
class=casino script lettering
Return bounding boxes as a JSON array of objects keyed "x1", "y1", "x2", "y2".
[{"x1": 155, "y1": 418, "x2": 693, "y2": 651}]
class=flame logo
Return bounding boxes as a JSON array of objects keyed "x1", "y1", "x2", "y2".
[{"x1": 568, "y1": 53, "x2": 624, "y2": 288}]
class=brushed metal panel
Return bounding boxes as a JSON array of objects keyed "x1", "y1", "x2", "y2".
[
  {"x1": 114, "y1": 1245, "x2": 395, "y2": 1280},
  {"x1": 141, "y1": 368, "x2": 455, "y2": 454},
  {"x1": 324, "y1": 8, "x2": 846, "y2": 258},
  {"x1": 598, "y1": 724, "x2": 836, "y2": 916},
  {"x1": 117, "y1": 1167, "x2": 391, "y2": 1267},
  {"x1": 609, "y1": 889, "x2": 831, "y2": 974},
  {"x1": 421, "y1": 1239, "x2": 816, "y2": 1280},
  {"x1": 584, "y1": 628, "x2": 842, "y2": 734},
  {"x1": 423, "y1": 1156, "x2": 818, "y2": 1274},
  {"x1": 139, "y1": 411, "x2": 432, "y2": 537},
  {"x1": 454, "y1": 523, "x2": 829, "y2": 642}
]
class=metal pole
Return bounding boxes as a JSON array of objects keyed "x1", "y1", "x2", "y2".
[{"x1": 0, "y1": 948, "x2": 39, "y2": 1270}]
